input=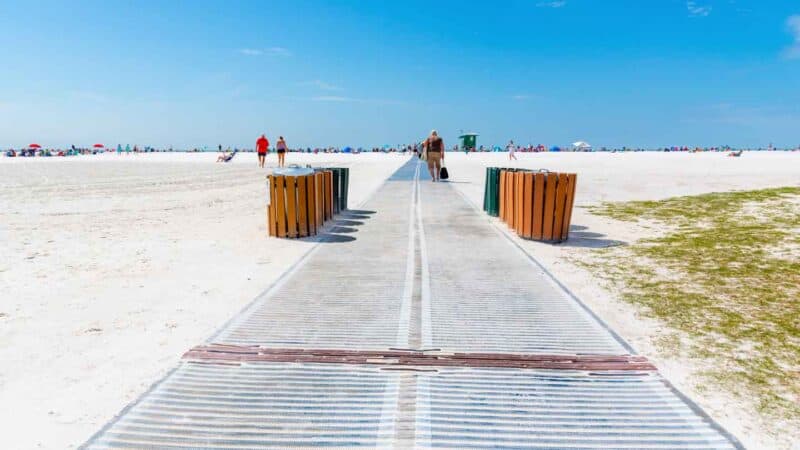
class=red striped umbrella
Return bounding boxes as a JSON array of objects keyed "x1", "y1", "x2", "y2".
[{"x1": 29, "y1": 143, "x2": 41, "y2": 148}]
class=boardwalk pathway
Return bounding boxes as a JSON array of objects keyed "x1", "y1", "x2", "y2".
[{"x1": 84, "y1": 159, "x2": 742, "y2": 449}]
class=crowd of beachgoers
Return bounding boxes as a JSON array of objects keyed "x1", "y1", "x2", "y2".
[{"x1": 5, "y1": 143, "x2": 799, "y2": 158}]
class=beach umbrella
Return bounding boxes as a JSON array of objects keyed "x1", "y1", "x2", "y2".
[
  {"x1": 29, "y1": 143, "x2": 41, "y2": 148},
  {"x1": 93, "y1": 144, "x2": 104, "y2": 148},
  {"x1": 572, "y1": 141, "x2": 591, "y2": 150},
  {"x1": 342, "y1": 146, "x2": 352, "y2": 153},
  {"x1": 550, "y1": 146, "x2": 561, "y2": 152}
]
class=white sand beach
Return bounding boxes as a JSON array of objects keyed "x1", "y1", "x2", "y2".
[{"x1": 1, "y1": 151, "x2": 798, "y2": 449}]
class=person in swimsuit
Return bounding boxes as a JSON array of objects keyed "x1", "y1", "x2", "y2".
[
  {"x1": 424, "y1": 130, "x2": 444, "y2": 182},
  {"x1": 507, "y1": 140, "x2": 517, "y2": 160},
  {"x1": 276, "y1": 136, "x2": 287, "y2": 168},
  {"x1": 256, "y1": 134, "x2": 269, "y2": 168}
]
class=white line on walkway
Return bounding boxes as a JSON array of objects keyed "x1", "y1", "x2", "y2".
[
  {"x1": 417, "y1": 163, "x2": 433, "y2": 348},
  {"x1": 395, "y1": 161, "x2": 420, "y2": 348}
]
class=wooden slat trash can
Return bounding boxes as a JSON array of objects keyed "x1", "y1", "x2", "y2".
[
  {"x1": 497, "y1": 169, "x2": 577, "y2": 242},
  {"x1": 317, "y1": 169, "x2": 334, "y2": 221},
  {"x1": 498, "y1": 168, "x2": 527, "y2": 226},
  {"x1": 316, "y1": 167, "x2": 349, "y2": 214},
  {"x1": 267, "y1": 167, "x2": 321, "y2": 238}
]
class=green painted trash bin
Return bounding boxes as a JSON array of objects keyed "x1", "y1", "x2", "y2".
[{"x1": 483, "y1": 167, "x2": 503, "y2": 216}]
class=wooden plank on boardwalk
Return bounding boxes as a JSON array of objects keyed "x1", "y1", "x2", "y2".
[
  {"x1": 514, "y1": 172, "x2": 524, "y2": 234},
  {"x1": 498, "y1": 170, "x2": 506, "y2": 221},
  {"x1": 297, "y1": 175, "x2": 308, "y2": 237},
  {"x1": 275, "y1": 176, "x2": 287, "y2": 238},
  {"x1": 542, "y1": 173, "x2": 558, "y2": 240},
  {"x1": 553, "y1": 173, "x2": 569, "y2": 242},
  {"x1": 306, "y1": 175, "x2": 316, "y2": 236},
  {"x1": 285, "y1": 176, "x2": 298, "y2": 238},
  {"x1": 522, "y1": 173, "x2": 533, "y2": 238},
  {"x1": 532, "y1": 173, "x2": 545, "y2": 239},
  {"x1": 562, "y1": 173, "x2": 578, "y2": 240}
]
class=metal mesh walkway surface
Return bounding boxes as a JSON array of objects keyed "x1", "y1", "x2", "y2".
[
  {"x1": 84, "y1": 159, "x2": 742, "y2": 449},
  {"x1": 212, "y1": 171, "x2": 416, "y2": 350},
  {"x1": 419, "y1": 181, "x2": 628, "y2": 355}
]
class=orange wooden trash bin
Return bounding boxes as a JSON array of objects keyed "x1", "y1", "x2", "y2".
[
  {"x1": 267, "y1": 168, "x2": 335, "y2": 238},
  {"x1": 498, "y1": 169, "x2": 577, "y2": 242}
]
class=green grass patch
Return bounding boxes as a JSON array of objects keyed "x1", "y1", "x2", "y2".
[{"x1": 587, "y1": 187, "x2": 800, "y2": 421}]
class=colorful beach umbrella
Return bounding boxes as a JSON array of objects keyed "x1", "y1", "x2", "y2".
[
  {"x1": 29, "y1": 143, "x2": 41, "y2": 148},
  {"x1": 93, "y1": 144, "x2": 104, "y2": 148}
]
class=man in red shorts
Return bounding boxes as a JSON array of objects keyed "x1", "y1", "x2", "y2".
[{"x1": 256, "y1": 134, "x2": 269, "y2": 168}]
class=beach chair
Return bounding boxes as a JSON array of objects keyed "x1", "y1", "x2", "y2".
[{"x1": 223, "y1": 150, "x2": 238, "y2": 162}]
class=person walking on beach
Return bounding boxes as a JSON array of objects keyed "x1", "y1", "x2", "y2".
[
  {"x1": 424, "y1": 130, "x2": 444, "y2": 182},
  {"x1": 507, "y1": 140, "x2": 517, "y2": 160},
  {"x1": 256, "y1": 134, "x2": 269, "y2": 168},
  {"x1": 276, "y1": 136, "x2": 287, "y2": 168}
]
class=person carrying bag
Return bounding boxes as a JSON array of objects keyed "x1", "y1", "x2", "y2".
[{"x1": 424, "y1": 130, "x2": 444, "y2": 182}]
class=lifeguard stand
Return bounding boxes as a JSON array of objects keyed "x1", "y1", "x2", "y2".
[{"x1": 459, "y1": 133, "x2": 478, "y2": 152}]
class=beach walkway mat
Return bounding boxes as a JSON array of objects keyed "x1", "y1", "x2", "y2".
[{"x1": 84, "y1": 159, "x2": 741, "y2": 449}]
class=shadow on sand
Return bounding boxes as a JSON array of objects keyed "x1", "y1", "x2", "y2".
[
  {"x1": 300, "y1": 210, "x2": 377, "y2": 244},
  {"x1": 556, "y1": 225, "x2": 627, "y2": 248}
]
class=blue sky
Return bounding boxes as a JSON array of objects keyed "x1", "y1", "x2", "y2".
[{"x1": 1, "y1": 0, "x2": 799, "y2": 148}]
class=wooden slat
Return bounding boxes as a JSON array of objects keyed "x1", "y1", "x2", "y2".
[
  {"x1": 562, "y1": 173, "x2": 578, "y2": 240},
  {"x1": 505, "y1": 171, "x2": 514, "y2": 226},
  {"x1": 514, "y1": 172, "x2": 524, "y2": 234},
  {"x1": 553, "y1": 173, "x2": 569, "y2": 242},
  {"x1": 323, "y1": 171, "x2": 333, "y2": 220},
  {"x1": 498, "y1": 170, "x2": 506, "y2": 221},
  {"x1": 267, "y1": 176, "x2": 276, "y2": 237},
  {"x1": 285, "y1": 176, "x2": 298, "y2": 238},
  {"x1": 315, "y1": 172, "x2": 324, "y2": 227},
  {"x1": 306, "y1": 175, "x2": 317, "y2": 236},
  {"x1": 275, "y1": 176, "x2": 287, "y2": 238},
  {"x1": 542, "y1": 173, "x2": 558, "y2": 240},
  {"x1": 522, "y1": 173, "x2": 533, "y2": 238},
  {"x1": 532, "y1": 173, "x2": 545, "y2": 239},
  {"x1": 297, "y1": 175, "x2": 308, "y2": 237}
]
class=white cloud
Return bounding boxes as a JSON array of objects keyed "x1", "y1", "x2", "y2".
[
  {"x1": 265, "y1": 47, "x2": 292, "y2": 56},
  {"x1": 687, "y1": 1, "x2": 712, "y2": 17},
  {"x1": 784, "y1": 15, "x2": 800, "y2": 59},
  {"x1": 301, "y1": 80, "x2": 343, "y2": 91},
  {"x1": 311, "y1": 96, "x2": 358, "y2": 102},
  {"x1": 308, "y1": 96, "x2": 406, "y2": 106},
  {"x1": 238, "y1": 48, "x2": 262, "y2": 56},
  {"x1": 67, "y1": 90, "x2": 107, "y2": 103},
  {"x1": 237, "y1": 47, "x2": 292, "y2": 57},
  {"x1": 536, "y1": 1, "x2": 566, "y2": 8}
]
